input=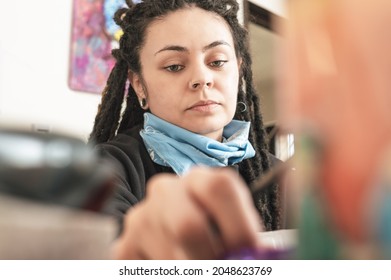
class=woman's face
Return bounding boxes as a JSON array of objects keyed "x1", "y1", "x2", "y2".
[{"x1": 131, "y1": 7, "x2": 241, "y2": 141}]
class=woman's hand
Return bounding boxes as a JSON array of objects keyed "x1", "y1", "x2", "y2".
[{"x1": 111, "y1": 167, "x2": 262, "y2": 259}]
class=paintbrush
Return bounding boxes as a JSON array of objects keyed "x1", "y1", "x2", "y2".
[{"x1": 250, "y1": 157, "x2": 294, "y2": 195}]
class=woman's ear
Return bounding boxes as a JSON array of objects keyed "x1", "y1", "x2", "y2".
[
  {"x1": 128, "y1": 71, "x2": 146, "y2": 100},
  {"x1": 129, "y1": 71, "x2": 149, "y2": 110},
  {"x1": 236, "y1": 57, "x2": 243, "y2": 79},
  {"x1": 237, "y1": 57, "x2": 243, "y2": 70}
]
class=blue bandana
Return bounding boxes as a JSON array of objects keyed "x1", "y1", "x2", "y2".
[{"x1": 140, "y1": 113, "x2": 255, "y2": 175}]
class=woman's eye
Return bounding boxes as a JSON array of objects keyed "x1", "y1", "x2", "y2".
[
  {"x1": 164, "y1": 64, "x2": 184, "y2": 72},
  {"x1": 209, "y1": 60, "x2": 227, "y2": 68}
]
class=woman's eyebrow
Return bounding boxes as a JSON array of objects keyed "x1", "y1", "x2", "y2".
[
  {"x1": 154, "y1": 45, "x2": 189, "y2": 56},
  {"x1": 154, "y1": 40, "x2": 232, "y2": 56},
  {"x1": 202, "y1": 40, "x2": 231, "y2": 52}
]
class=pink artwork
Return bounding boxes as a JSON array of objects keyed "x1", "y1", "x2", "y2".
[{"x1": 68, "y1": 0, "x2": 124, "y2": 94}]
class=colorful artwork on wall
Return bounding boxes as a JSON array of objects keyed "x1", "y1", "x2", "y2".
[{"x1": 68, "y1": 0, "x2": 127, "y2": 94}]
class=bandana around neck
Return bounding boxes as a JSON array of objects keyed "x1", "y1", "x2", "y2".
[{"x1": 139, "y1": 113, "x2": 255, "y2": 175}]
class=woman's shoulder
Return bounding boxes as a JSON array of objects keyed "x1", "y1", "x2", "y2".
[
  {"x1": 94, "y1": 125, "x2": 172, "y2": 176},
  {"x1": 93, "y1": 125, "x2": 149, "y2": 168},
  {"x1": 96, "y1": 126, "x2": 143, "y2": 153}
]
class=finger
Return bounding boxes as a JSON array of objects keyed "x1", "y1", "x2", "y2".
[
  {"x1": 146, "y1": 174, "x2": 225, "y2": 259},
  {"x1": 184, "y1": 167, "x2": 262, "y2": 252},
  {"x1": 112, "y1": 205, "x2": 149, "y2": 259},
  {"x1": 114, "y1": 199, "x2": 187, "y2": 260}
]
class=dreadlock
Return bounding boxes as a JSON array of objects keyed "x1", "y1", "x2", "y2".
[{"x1": 89, "y1": 0, "x2": 281, "y2": 231}]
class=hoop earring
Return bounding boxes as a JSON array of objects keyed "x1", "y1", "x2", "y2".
[
  {"x1": 237, "y1": 101, "x2": 247, "y2": 113},
  {"x1": 139, "y1": 98, "x2": 148, "y2": 109}
]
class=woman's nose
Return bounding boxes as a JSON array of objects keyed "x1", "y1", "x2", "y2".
[{"x1": 189, "y1": 65, "x2": 213, "y2": 90}]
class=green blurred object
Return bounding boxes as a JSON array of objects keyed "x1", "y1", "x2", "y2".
[{"x1": 297, "y1": 190, "x2": 340, "y2": 259}]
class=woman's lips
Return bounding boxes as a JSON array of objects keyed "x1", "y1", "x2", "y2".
[{"x1": 188, "y1": 101, "x2": 220, "y2": 112}]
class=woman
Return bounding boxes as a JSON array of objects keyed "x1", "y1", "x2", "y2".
[{"x1": 89, "y1": 0, "x2": 281, "y2": 259}]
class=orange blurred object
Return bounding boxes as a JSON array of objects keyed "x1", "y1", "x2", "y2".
[{"x1": 277, "y1": 0, "x2": 391, "y2": 242}]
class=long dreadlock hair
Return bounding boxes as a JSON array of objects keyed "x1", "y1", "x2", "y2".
[{"x1": 89, "y1": 0, "x2": 281, "y2": 230}]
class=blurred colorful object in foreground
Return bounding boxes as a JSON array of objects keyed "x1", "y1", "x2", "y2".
[{"x1": 276, "y1": 0, "x2": 391, "y2": 258}]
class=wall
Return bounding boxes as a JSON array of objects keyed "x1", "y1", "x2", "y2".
[
  {"x1": 247, "y1": 0, "x2": 286, "y2": 125},
  {"x1": 249, "y1": 22, "x2": 282, "y2": 125},
  {"x1": 0, "y1": 0, "x2": 101, "y2": 141}
]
